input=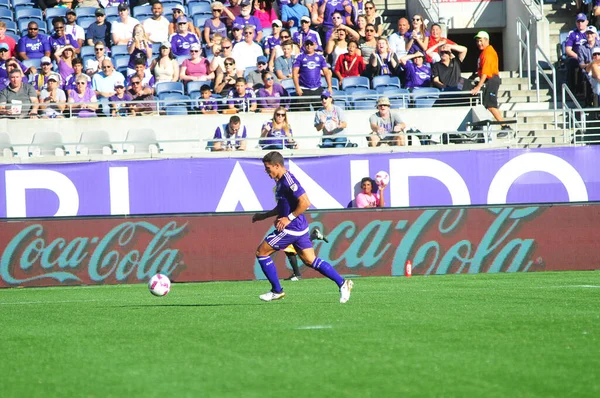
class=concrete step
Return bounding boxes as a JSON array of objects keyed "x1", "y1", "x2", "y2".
[
  {"x1": 499, "y1": 89, "x2": 552, "y2": 97},
  {"x1": 498, "y1": 95, "x2": 553, "y2": 103},
  {"x1": 499, "y1": 102, "x2": 555, "y2": 111}
]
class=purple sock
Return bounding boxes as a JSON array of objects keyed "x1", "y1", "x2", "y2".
[
  {"x1": 258, "y1": 256, "x2": 283, "y2": 293},
  {"x1": 312, "y1": 257, "x2": 344, "y2": 287}
]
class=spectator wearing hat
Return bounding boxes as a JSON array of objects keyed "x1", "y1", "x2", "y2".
[
  {"x1": 143, "y1": 1, "x2": 170, "y2": 44},
  {"x1": 150, "y1": 42, "x2": 179, "y2": 83},
  {"x1": 566, "y1": 13, "x2": 590, "y2": 93},
  {"x1": 65, "y1": 9, "x2": 85, "y2": 48},
  {"x1": 471, "y1": 31, "x2": 509, "y2": 129},
  {"x1": 293, "y1": 39, "x2": 332, "y2": 111},
  {"x1": 168, "y1": 4, "x2": 201, "y2": 38},
  {"x1": 180, "y1": 42, "x2": 214, "y2": 83},
  {"x1": 368, "y1": 96, "x2": 406, "y2": 146},
  {"x1": 255, "y1": 0, "x2": 278, "y2": 30},
  {"x1": 39, "y1": 72, "x2": 66, "y2": 118},
  {"x1": 578, "y1": 26, "x2": 600, "y2": 72},
  {"x1": 293, "y1": 16, "x2": 322, "y2": 53},
  {"x1": 86, "y1": 9, "x2": 112, "y2": 48},
  {"x1": 204, "y1": 2, "x2": 228, "y2": 49},
  {"x1": 400, "y1": 51, "x2": 430, "y2": 89},
  {"x1": 0, "y1": 68, "x2": 39, "y2": 119},
  {"x1": 246, "y1": 55, "x2": 277, "y2": 89},
  {"x1": 264, "y1": 19, "x2": 284, "y2": 62},
  {"x1": 32, "y1": 56, "x2": 54, "y2": 95},
  {"x1": 233, "y1": 0, "x2": 264, "y2": 42},
  {"x1": 63, "y1": 57, "x2": 90, "y2": 93},
  {"x1": 17, "y1": 21, "x2": 51, "y2": 60},
  {"x1": 169, "y1": 16, "x2": 201, "y2": 57},
  {"x1": 227, "y1": 76, "x2": 257, "y2": 112},
  {"x1": 109, "y1": 79, "x2": 133, "y2": 116},
  {"x1": 0, "y1": 22, "x2": 17, "y2": 58},
  {"x1": 231, "y1": 25, "x2": 264, "y2": 72},
  {"x1": 113, "y1": 3, "x2": 141, "y2": 45},
  {"x1": 314, "y1": 90, "x2": 347, "y2": 148},
  {"x1": 282, "y1": 0, "x2": 310, "y2": 29},
  {"x1": 231, "y1": 23, "x2": 245, "y2": 46}
]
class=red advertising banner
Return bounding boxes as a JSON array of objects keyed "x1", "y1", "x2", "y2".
[{"x1": 1, "y1": 204, "x2": 599, "y2": 288}]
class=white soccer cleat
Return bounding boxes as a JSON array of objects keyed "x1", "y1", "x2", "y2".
[
  {"x1": 259, "y1": 291, "x2": 286, "y2": 302},
  {"x1": 339, "y1": 280, "x2": 354, "y2": 304}
]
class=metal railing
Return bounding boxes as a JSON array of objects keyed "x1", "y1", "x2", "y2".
[
  {"x1": 535, "y1": 44, "x2": 557, "y2": 126},
  {"x1": 517, "y1": 17, "x2": 532, "y2": 90},
  {"x1": 561, "y1": 83, "x2": 585, "y2": 144}
]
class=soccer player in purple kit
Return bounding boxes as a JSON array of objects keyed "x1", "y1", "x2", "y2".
[{"x1": 252, "y1": 151, "x2": 354, "y2": 303}]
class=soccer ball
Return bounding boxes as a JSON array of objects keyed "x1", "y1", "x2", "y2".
[
  {"x1": 375, "y1": 171, "x2": 390, "y2": 187},
  {"x1": 148, "y1": 274, "x2": 171, "y2": 296}
]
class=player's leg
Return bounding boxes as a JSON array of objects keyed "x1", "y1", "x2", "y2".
[
  {"x1": 285, "y1": 251, "x2": 301, "y2": 281},
  {"x1": 256, "y1": 235, "x2": 284, "y2": 301},
  {"x1": 294, "y1": 235, "x2": 354, "y2": 303}
]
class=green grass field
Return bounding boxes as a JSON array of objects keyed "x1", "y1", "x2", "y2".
[{"x1": 1, "y1": 271, "x2": 599, "y2": 397}]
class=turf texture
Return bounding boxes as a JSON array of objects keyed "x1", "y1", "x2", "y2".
[{"x1": 1, "y1": 271, "x2": 599, "y2": 397}]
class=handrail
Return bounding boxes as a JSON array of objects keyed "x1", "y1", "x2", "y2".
[
  {"x1": 517, "y1": 17, "x2": 532, "y2": 89},
  {"x1": 522, "y1": 0, "x2": 544, "y2": 21},
  {"x1": 561, "y1": 83, "x2": 585, "y2": 144},
  {"x1": 535, "y1": 44, "x2": 557, "y2": 126}
]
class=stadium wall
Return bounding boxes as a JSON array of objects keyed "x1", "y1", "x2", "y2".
[{"x1": 1, "y1": 203, "x2": 598, "y2": 288}]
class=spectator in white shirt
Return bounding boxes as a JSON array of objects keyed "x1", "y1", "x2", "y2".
[
  {"x1": 112, "y1": 3, "x2": 140, "y2": 45},
  {"x1": 65, "y1": 9, "x2": 85, "y2": 48},
  {"x1": 387, "y1": 17, "x2": 410, "y2": 58},
  {"x1": 143, "y1": 1, "x2": 170, "y2": 44},
  {"x1": 231, "y1": 25, "x2": 264, "y2": 73}
]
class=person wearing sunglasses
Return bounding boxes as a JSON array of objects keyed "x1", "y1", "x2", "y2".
[
  {"x1": 210, "y1": 37, "x2": 236, "y2": 74},
  {"x1": 363, "y1": 1, "x2": 382, "y2": 37},
  {"x1": 231, "y1": 26, "x2": 264, "y2": 72},
  {"x1": 425, "y1": 23, "x2": 463, "y2": 64},
  {"x1": 268, "y1": 29, "x2": 300, "y2": 70},
  {"x1": 143, "y1": 1, "x2": 169, "y2": 45},
  {"x1": 399, "y1": 51, "x2": 431, "y2": 90},
  {"x1": 233, "y1": 0, "x2": 264, "y2": 42},
  {"x1": 126, "y1": 58, "x2": 155, "y2": 95},
  {"x1": 0, "y1": 22, "x2": 16, "y2": 58},
  {"x1": 112, "y1": 3, "x2": 141, "y2": 46},
  {"x1": 293, "y1": 39, "x2": 332, "y2": 111},
  {"x1": 213, "y1": 57, "x2": 239, "y2": 94},
  {"x1": 405, "y1": 14, "x2": 429, "y2": 54},
  {"x1": 92, "y1": 59, "x2": 125, "y2": 105},
  {"x1": 358, "y1": 23, "x2": 378, "y2": 63},
  {"x1": 85, "y1": 9, "x2": 112, "y2": 48},
  {"x1": 368, "y1": 96, "x2": 406, "y2": 147},
  {"x1": 39, "y1": 72, "x2": 66, "y2": 119},
  {"x1": 431, "y1": 43, "x2": 468, "y2": 92},
  {"x1": 150, "y1": 41, "x2": 179, "y2": 83},
  {"x1": 170, "y1": 16, "x2": 201, "y2": 57},
  {"x1": 256, "y1": 71, "x2": 289, "y2": 112},
  {"x1": 246, "y1": 55, "x2": 277, "y2": 89},
  {"x1": 281, "y1": 0, "x2": 310, "y2": 29},
  {"x1": 259, "y1": 106, "x2": 296, "y2": 149},
  {"x1": 317, "y1": 0, "x2": 346, "y2": 34},
  {"x1": 204, "y1": 1, "x2": 228, "y2": 49},
  {"x1": 314, "y1": 90, "x2": 347, "y2": 148},
  {"x1": 109, "y1": 80, "x2": 133, "y2": 117},
  {"x1": 64, "y1": 9, "x2": 85, "y2": 48},
  {"x1": 128, "y1": 74, "x2": 157, "y2": 116},
  {"x1": 293, "y1": 16, "x2": 322, "y2": 53},
  {"x1": 53, "y1": 44, "x2": 77, "y2": 84},
  {"x1": 17, "y1": 21, "x2": 51, "y2": 61},
  {"x1": 180, "y1": 43, "x2": 214, "y2": 83},
  {"x1": 264, "y1": 19, "x2": 284, "y2": 66},
  {"x1": 68, "y1": 74, "x2": 98, "y2": 118},
  {"x1": 49, "y1": 17, "x2": 80, "y2": 57},
  {"x1": 31, "y1": 55, "x2": 54, "y2": 95}
]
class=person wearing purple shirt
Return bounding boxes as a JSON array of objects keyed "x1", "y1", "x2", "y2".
[
  {"x1": 293, "y1": 16, "x2": 323, "y2": 52},
  {"x1": 293, "y1": 39, "x2": 332, "y2": 110},
  {"x1": 400, "y1": 52, "x2": 431, "y2": 89},
  {"x1": 125, "y1": 58, "x2": 156, "y2": 94},
  {"x1": 251, "y1": 151, "x2": 353, "y2": 303},
  {"x1": 566, "y1": 13, "x2": 590, "y2": 93},
  {"x1": 318, "y1": 0, "x2": 347, "y2": 31},
  {"x1": 63, "y1": 58, "x2": 91, "y2": 92},
  {"x1": 212, "y1": 115, "x2": 247, "y2": 151},
  {"x1": 233, "y1": 0, "x2": 263, "y2": 42},
  {"x1": 48, "y1": 18, "x2": 80, "y2": 56},
  {"x1": 17, "y1": 22, "x2": 51, "y2": 60},
  {"x1": 227, "y1": 77, "x2": 257, "y2": 112},
  {"x1": 169, "y1": 17, "x2": 201, "y2": 57},
  {"x1": 195, "y1": 85, "x2": 219, "y2": 113},
  {"x1": 109, "y1": 80, "x2": 134, "y2": 117},
  {"x1": 259, "y1": 108, "x2": 296, "y2": 149},
  {"x1": 256, "y1": 71, "x2": 289, "y2": 111}
]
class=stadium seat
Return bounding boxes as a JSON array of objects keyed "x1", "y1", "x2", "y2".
[
  {"x1": 193, "y1": 14, "x2": 209, "y2": 29},
  {"x1": 151, "y1": 42, "x2": 161, "y2": 55},
  {"x1": 372, "y1": 75, "x2": 401, "y2": 90},
  {"x1": 280, "y1": 79, "x2": 295, "y2": 91},
  {"x1": 77, "y1": 130, "x2": 115, "y2": 155},
  {"x1": 78, "y1": 17, "x2": 96, "y2": 31},
  {"x1": 186, "y1": 80, "x2": 205, "y2": 95},
  {"x1": 15, "y1": 8, "x2": 43, "y2": 22},
  {"x1": 0, "y1": 8, "x2": 12, "y2": 22},
  {"x1": 186, "y1": 0, "x2": 211, "y2": 4},
  {"x1": 18, "y1": 20, "x2": 47, "y2": 35},
  {"x1": 124, "y1": 128, "x2": 162, "y2": 154},
  {"x1": 383, "y1": 88, "x2": 410, "y2": 109},
  {"x1": 0, "y1": 132, "x2": 15, "y2": 157},
  {"x1": 11, "y1": 0, "x2": 35, "y2": 11},
  {"x1": 161, "y1": 93, "x2": 191, "y2": 106},
  {"x1": 189, "y1": 3, "x2": 210, "y2": 16},
  {"x1": 22, "y1": 58, "x2": 41, "y2": 70},
  {"x1": 113, "y1": 55, "x2": 130, "y2": 71},
  {"x1": 557, "y1": 31, "x2": 569, "y2": 70},
  {"x1": 0, "y1": 0, "x2": 9, "y2": 9},
  {"x1": 28, "y1": 131, "x2": 66, "y2": 157},
  {"x1": 341, "y1": 75, "x2": 370, "y2": 91},
  {"x1": 80, "y1": 46, "x2": 95, "y2": 58},
  {"x1": 166, "y1": 105, "x2": 188, "y2": 116},
  {"x1": 106, "y1": 15, "x2": 119, "y2": 25},
  {"x1": 45, "y1": 7, "x2": 68, "y2": 21},
  {"x1": 412, "y1": 87, "x2": 440, "y2": 108},
  {"x1": 133, "y1": 4, "x2": 153, "y2": 18},
  {"x1": 111, "y1": 45, "x2": 129, "y2": 57},
  {"x1": 163, "y1": 1, "x2": 184, "y2": 10},
  {"x1": 75, "y1": 7, "x2": 97, "y2": 19},
  {"x1": 104, "y1": 7, "x2": 119, "y2": 17},
  {"x1": 5, "y1": 32, "x2": 18, "y2": 42},
  {"x1": 262, "y1": 27, "x2": 272, "y2": 39},
  {"x1": 350, "y1": 89, "x2": 377, "y2": 110},
  {"x1": 3, "y1": 20, "x2": 16, "y2": 34},
  {"x1": 155, "y1": 81, "x2": 185, "y2": 97},
  {"x1": 321, "y1": 76, "x2": 340, "y2": 90}
]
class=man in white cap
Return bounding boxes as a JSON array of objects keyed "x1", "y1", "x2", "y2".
[
  {"x1": 233, "y1": 0, "x2": 263, "y2": 42},
  {"x1": 264, "y1": 19, "x2": 283, "y2": 61},
  {"x1": 470, "y1": 31, "x2": 509, "y2": 131},
  {"x1": 39, "y1": 72, "x2": 66, "y2": 118},
  {"x1": 293, "y1": 15, "x2": 322, "y2": 52},
  {"x1": 143, "y1": 1, "x2": 169, "y2": 44},
  {"x1": 578, "y1": 26, "x2": 600, "y2": 72},
  {"x1": 112, "y1": 3, "x2": 140, "y2": 45},
  {"x1": 368, "y1": 96, "x2": 407, "y2": 147},
  {"x1": 32, "y1": 56, "x2": 54, "y2": 95},
  {"x1": 168, "y1": 4, "x2": 201, "y2": 37}
]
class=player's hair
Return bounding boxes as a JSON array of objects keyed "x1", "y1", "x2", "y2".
[
  {"x1": 271, "y1": 106, "x2": 290, "y2": 135},
  {"x1": 236, "y1": 77, "x2": 247, "y2": 85},
  {"x1": 361, "y1": 176, "x2": 374, "y2": 186},
  {"x1": 229, "y1": 115, "x2": 241, "y2": 124},
  {"x1": 263, "y1": 151, "x2": 284, "y2": 166},
  {"x1": 200, "y1": 84, "x2": 211, "y2": 93}
]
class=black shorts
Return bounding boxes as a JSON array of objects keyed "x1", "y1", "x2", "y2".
[{"x1": 483, "y1": 75, "x2": 501, "y2": 109}]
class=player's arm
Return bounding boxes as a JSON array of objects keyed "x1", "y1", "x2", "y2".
[
  {"x1": 275, "y1": 193, "x2": 310, "y2": 231},
  {"x1": 252, "y1": 207, "x2": 278, "y2": 222}
]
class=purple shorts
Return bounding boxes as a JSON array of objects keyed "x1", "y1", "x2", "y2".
[{"x1": 265, "y1": 229, "x2": 312, "y2": 252}]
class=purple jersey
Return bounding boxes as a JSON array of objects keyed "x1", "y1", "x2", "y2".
[
  {"x1": 0, "y1": 59, "x2": 27, "y2": 78},
  {"x1": 126, "y1": 39, "x2": 151, "y2": 69},
  {"x1": 275, "y1": 171, "x2": 308, "y2": 233},
  {"x1": 227, "y1": 87, "x2": 256, "y2": 111},
  {"x1": 566, "y1": 29, "x2": 588, "y2": 53},
  {"x1": 63, "y1": 74, "x2": 92, "y2": 91},
  {"x1": 17, "y1": 35, "x2": 51, "y2": 59},
  {"x1": 264, "y1": 35, "x2": 281, "y2": 52},
  {"x1": 233, "y1": 15, "x2": 263, "y2": 33},
  {"x1": 260, "y1": 120, "x2": 294, "y2": 148},
  {"x1": 196, "y1": 97, "x2": 218, "y2": 111},
  {"x1": 293, "y1": 52, "x2": 328, "y2": 90},
  {"x1": 48, "y1": 34, "x2": 80, "y2": 52},
  {"x1": 404, "y1": 61, "x2": 431, "y2": 89},
  {"x1": 292, "y1": 29, "x2": 322, "y2": 52},
  {"x1": 213, "y1": 122, "x2": 247, "y2": 150},
  {"x1": 318, "y1": 0, "x2": 347, "y2": 29},
  {"x1": 404, "y1": 30, "x2": 431, "y2": 55},
  {"x1": 169, "y1": 33, "x2": 201, "y2": 57}
]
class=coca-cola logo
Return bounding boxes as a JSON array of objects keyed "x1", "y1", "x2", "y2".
[{"x1": 1, "y1": 221, "x2": 187, "y2": 285}]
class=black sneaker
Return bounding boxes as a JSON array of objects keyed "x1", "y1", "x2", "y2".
[{"x1": 497, "y1": 125, "x2": 513, "y2": 138}]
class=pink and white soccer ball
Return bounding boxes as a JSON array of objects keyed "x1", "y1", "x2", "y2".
[
  {"x1": 375, "y1": 171, "x2": 390, "y2": 187},
  {"x1": 148, "y1": 274, "x2": 171, "y2": 296}
]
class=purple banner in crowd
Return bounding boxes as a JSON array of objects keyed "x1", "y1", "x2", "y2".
[{"x1": 1, "y1": 147, "x2": 599, "y2": 218}]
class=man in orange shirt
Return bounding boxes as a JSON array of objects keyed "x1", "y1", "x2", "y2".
[{"x1": 471, "y1": 31, "x2": 510, "y2": 132}]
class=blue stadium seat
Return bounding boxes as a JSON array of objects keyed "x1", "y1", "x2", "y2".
[
  {"x1": 350, "y1": 89, "x2": 377, "y2": 110},
  {"x1": 76, "y1": 7, "x2": 98, "y2": 19},
  {"x1": 186, "y1": 0, "x2": 211, "y2": 4},
  {"x1": 166, "y1": 105, "x2": 189, "y2": 116},
  {"x1": 557, "y1": 31, "x2": 569, "y2": 70},
  {"x1": 372, "y1": 75, "x2": 401, "y2": 89},
  {"x1": 412, "y1": 87, "x2": 440, "y2": 108},
  {"x1": 11, "y1": 0, "x2": 35, "y2": 10},
  {"x1": 80, "y1": 46, "x2": 95, "y2": 58},
  {"x1": 106, "y1": 15, "x2": 119, "y2": 25},
  {"x1": 113, "y1": 55, "x2": 130, "y2": 71},
  {"x1": 176, "y1": 55, "x2": 189, "y2": 65},
  {"x1": 163, "y1": 1, "x2": 184, "y2": 10},
  {"x1": 104, "y1": 7, "x2": 119, "y2": 17},
  {"x1": 280, "y1": 79, "x2": 295, "y2": 91},
  {"x1": 22, "y1": 58, "x2": 41, "y2": 70},
  {"x1": 111, "y1": 45, "x2": 129, "y2": 57},
  {"x1": 0, "y1": 0, "x2": 9, "y2": 9},
  {"x1": 5, "y1": 32, "x2": 19, "y2": 42},
  {"x1": 0, "y1": 8, "x2": 12, "y2": 22},
  {"x1": 186, "y1": 80, "x2": 205, "y2": 95},
  {"x1": 15, "y1": 8, "x2": 43, "y2": 22},
  {"x1": 18, "y1": 20, "x2": 47, "y2": 35},
  {"x1": 162, "y1": 93, "x2": 191, "y2": 106},
  {"x1": 385, "y1": 88, "x2": 410, "y2": 109},
  {"x1": 155, "y1": 81, "x2": 185, "y2": 97},
  {"x1": 133, "y1": 5, "x2": 152, "y2": 18},
  {"x1": 189, "y1": 3, "x2": 210, "y2": 16},
  {"x1": 45, "y1": 7, "x2": 68, "y2": 21},
  {"x1": 341, "y1": 75, "x2": 370, "y2": 91},
  {"x1": 193, "y1": 14, "x2": 209, "y2": 29},
  {"x1": 78, "y1": 16, "x2": 96, "y2": 31},
  {"x1": 261, "y1": 27, "x2": 272, "y2": 39},
  {"x1": 320, "y1": 76, "x2": 340, "y2": 90}
]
